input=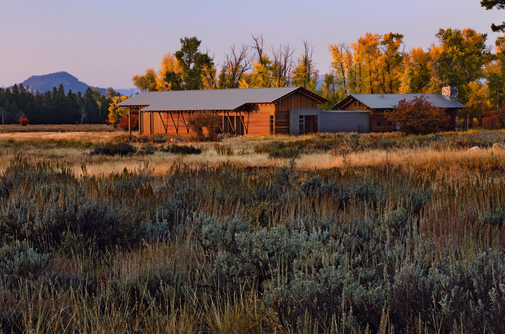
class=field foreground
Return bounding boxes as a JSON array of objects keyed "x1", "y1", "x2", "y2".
[{"x1": 0, "y1": 129, "x2": 504, "y2": 333}]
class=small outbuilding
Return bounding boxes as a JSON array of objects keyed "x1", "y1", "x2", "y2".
[
  {"x1": 477, "y1": 109, "x2": 504, "y2": 129},
  {"x1": 331, "y1": 86, "x2": 467, "y2": 132}
]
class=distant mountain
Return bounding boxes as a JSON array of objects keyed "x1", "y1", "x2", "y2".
[
  {"x1": 20, "y1": 71, "x2": 137, "y2": 96},
  {"x1": 115, "y1": 88, "x2": 139, "y2": 97}
]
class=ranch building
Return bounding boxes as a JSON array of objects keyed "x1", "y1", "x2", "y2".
[
  {"x1": 330, "y1": 86, "x2": 466, "y2": 133},
  {"x1": 117, "y1": 87, "x2": 327, "y2": 136},
  {"x1": 118, "y1": 85, "x2": 467, "y2": 136}
]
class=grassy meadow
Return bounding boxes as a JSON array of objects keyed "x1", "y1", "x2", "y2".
[{"x1": 0, "y1": 126, "x2": 505, "y2": 333}]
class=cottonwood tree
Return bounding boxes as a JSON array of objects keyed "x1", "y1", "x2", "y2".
[
  {"x1": 377, "y1": 33, "x2": 405, "y2": 94},
  {"x1": 132, "y1": 68, "x2": 159, "y2": 92},
  {"x1": 485, "y1": 36, "x2": 505, "y2": 108},
  {"x1": 240, "y1": 34, "x2": 274, "y2": 88},
  {"x1": 292, "y1": 40, "x2": 319, "y2": 91},
  {"x1": 352, "y1": 33, "x2": 382, "y2": 94},
  {"x1": 156, "y1": 53, "x2": 182, "y2": 90},
  {"x1": 434, "y1": 28, "x2": 489, "y2": 103},
  {"x1": 218, "y1": 44, "x2": 252, "y2": 89},
  {"x1": 107, "y1": 95, "x2": 130, "y2": 126},
  {"x1": 399, "y1": 47, "x2": 435, "y2": 93},
  {"x1": 271, "y1": 43, "x2": 295, "y2": 87}
]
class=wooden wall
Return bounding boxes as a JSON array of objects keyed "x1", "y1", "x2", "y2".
[
  {"x1": 275, "y1": 92, "x2": 320, "y2": 134},
  {"x1": 370, "y1": 110, "x2": 395, "y2": 132},
  {"x1": 137, "y1": 91, "x2": 321, "y2": 136},
  {"x1": 340, "y1": 100, "x2": 369, "y2": 111},
  {"x1": 443, "y1": 109, "x2": 458, "y2": 131},
  {"x1": 338, "y1": 98, "x2": 459, "y2": 133},
  {"x1": 246, "y1": 104, "x2": 274, "y2": 135},
  {"x1": 139, "y1": 109, "x2": 273, "y2": 136}
]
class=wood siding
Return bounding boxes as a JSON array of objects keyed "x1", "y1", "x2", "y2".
[
  {"x1": 275, "y1": 92, "x2": 320, "y2": 135},
  {"x1": 340, "y1": 100, "x2": 369, "y2": 111},
  {"x1": 137, "y1": 91, "x2": 321, "y2": 136},
  {"x1": 139, "y1": 109, "x2": 274, "y2": 136},
  {"x1": 246, "y1": 104, "x2": 274, "y2": 136},
  {"x1": 337, "y1": 97, "x2": 459, "y2": 133},
  {"x1": 370, "y1": 110, "x2": 394, "y2": 132}
]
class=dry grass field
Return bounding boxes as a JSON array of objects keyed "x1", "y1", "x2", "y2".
[{"x1": 0, "y1": 128, "x2": 505, "y2": 333}]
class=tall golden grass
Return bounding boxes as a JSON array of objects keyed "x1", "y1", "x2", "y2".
[{"x1": 0, "y1": 130, "x2": 504, "y2": 332}]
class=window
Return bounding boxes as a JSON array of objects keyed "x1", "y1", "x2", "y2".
[
  {"x1": 388, "y1": 122, "x2": 393, "y2": 126},
  {"x1": 353, "y1": 102, "x2": 357, "y2": 106},
  {"x1": 270, "y1": 115, "x2": 274, "y2": 134},
  {"x1": 377, "y1": 122, "x2": 382, "y2": 127},
  {"x1": 299, "y1": 115, "x2": 305, "y2": 135}
]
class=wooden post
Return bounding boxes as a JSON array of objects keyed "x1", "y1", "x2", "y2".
[
  {"x1": 128, "y1": 107, "x2": 131, "y2": 134},
  {"x1": 139, "y1": 110, "x2": 142, "y2": 135}
]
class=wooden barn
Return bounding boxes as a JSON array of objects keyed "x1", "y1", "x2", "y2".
[
  {"x1": 117, "y1": 87, "x2": 327, "y2": 136},
  {"x1": 331, "y1": 87, "x2": 466, "y2": 132}
]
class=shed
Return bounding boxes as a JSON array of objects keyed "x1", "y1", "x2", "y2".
[{"x1": 332, "y1": 92, "x2": 466, "y2": 132}]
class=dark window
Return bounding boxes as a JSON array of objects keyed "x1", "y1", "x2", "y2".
[
  {"x1": 299, "y1": 115, "x2": 304, "y2": 134},
  {"x1": 388, "y1": 122, "x2": 392, "y2": 126},
  {"x1": 270, "y1": 115, "x2": 274, "y2": 134},
  {"x1": 353, "y1": 102, "x2": 357, "y2": 106},
  {"x1": 377, "y1": 122, "x2": 382, "y2": 127}
]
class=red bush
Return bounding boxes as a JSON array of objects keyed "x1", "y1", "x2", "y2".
[
  {"x1": 19, "y1": 117, "x2": 29, "y2": 126},
  {"x1": 119, "y1": 115, "x2": 139, "y2": 131},
  {"x1": 385, "y1": 95, "x2": 448, "y2": 135}
]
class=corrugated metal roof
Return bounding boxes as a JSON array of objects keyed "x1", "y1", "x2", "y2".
[
  {"x1": 117, "y1": 87, "x2": 327, "y2": 111},
  {"x1": 332, "y1": 94, "x2": 467, "y2": 110},
  {"x1": 116, "y1": 92, "x2": 171, "y2": 106},
  {"x1": 321, "y1": 109, "x2": 370, "y2": 113}
]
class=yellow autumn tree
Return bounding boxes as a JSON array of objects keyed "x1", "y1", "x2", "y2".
[
  {"x1": 329, "y1": 43, "x2": 356, "y2": 95},
  {"x1": 132, "y1": 68, "x2": 158, "y2": 92},
  {"x1": 464, "y1": 81, "x2": 493, "y2": 126},
  {"x1": 399, "y1": 47, "x2": 434, "y2": 94},
  {"x1": 376, "y1": 33, "x2": 405, "y2": 94},
  {"x1": 240, "y1": 34, "x2": 274, "y2": 88},
  {"x1": 351, "y1": 33, "x2": 382, "y2": 94},
  {"x1": 156, "y1": 53, "x2": 182, "y2": 90},
  {"x1": 107, "y1": 95, "x2": 129, "y2": 126},
  {"x1": 201, "y1": 63, "x2": 217, "y2": 89}
]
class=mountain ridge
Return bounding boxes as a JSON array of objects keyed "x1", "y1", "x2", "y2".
[{"x1": 19, "y1": 71, "x2": 137, "y2": 96}]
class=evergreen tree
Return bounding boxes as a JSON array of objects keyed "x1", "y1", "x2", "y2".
[{"x1": 165, "y1": 37, "x2": 214, "y2": 90}]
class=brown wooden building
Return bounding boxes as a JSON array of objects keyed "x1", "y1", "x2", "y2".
[
  {"x1": 117, "y1": 87, "x2": 327, "y2": 136},
  {"x1": 332, "y1": 93, "x2": 466, "y2": 132},
  {"x1": 478, "y1": 109, "x2": 504, "y2": 129}
]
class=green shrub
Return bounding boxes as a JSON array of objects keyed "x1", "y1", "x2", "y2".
[
  {"x1": 89, "y1": 142, "x2": 136, "y2": 156},
  {"x1": 161, "y1": 144, "x2": 202, "y2": 155},
  {"x1": 0, "y1": 240, "x2": 51, "y2": 284}
]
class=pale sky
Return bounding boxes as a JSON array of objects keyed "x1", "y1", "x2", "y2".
[{"x1": 0, "y1": 0, "x2": 504, "y2": 89}]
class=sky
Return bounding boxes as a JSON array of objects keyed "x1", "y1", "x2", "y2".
[{"x1": 1, "y1": 0, "x2": 504, "y2": 89}]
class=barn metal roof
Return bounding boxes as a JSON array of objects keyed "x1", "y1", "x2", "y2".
[
  {"x1": 117, "y1": 87, "x2": 327, "y2": 111},
  {"x1": 116, "y1": 91, "x2": 171, "y2": 106},
  {"x1": 321, "y1": 109, "x2": 370, "y2": 113},
  {"x1": 332, "y1": 94, "x2": 467, "y2": 110}
]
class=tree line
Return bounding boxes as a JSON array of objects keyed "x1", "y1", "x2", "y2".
[
  {"x1": 0, "y1": 84, "x2": 119, "y2": 125},
  {"x1": 131, "y1": 28, "x2": 505, "y2": 125}
]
